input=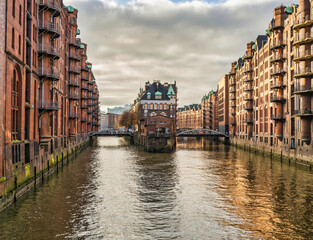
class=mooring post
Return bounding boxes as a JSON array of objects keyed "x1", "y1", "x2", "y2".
[{"x1": 34, "y1": 167, "x2": 37, "y2": 185}]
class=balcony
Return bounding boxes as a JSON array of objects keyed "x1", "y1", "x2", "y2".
[
  {"x1": 269, "y1": 21, "x2": 284, "y2": 31},
  {"x1": 69, "y1": 51, "x2": 81, "y2": 62},
  {"x1": 230, "y1": 121, "x2": 236, "y2": 125},
  {"x1": 81, "y1": 66, "x2": 89, "y2": 72},
  {"x1": 81, "y1": 85, "x2": 89, "y2": 90},
  {"x1": 38, "y1": 21, "x2": 60, "y2": 38},
  {"x1": 270, "y1": 40, "x2": 286, "y2": 50},
  {"x1": 270, "y1": 68, "x2": 287, "y2": 76},
  {"x1": 81, "y1": 102, "x2": 88, "y2": 109},
  {"x1": 231, "y1": 110, "x2": 236, "y2": 115},
  {"x1": 270, "y1": 54, "x2": 286, "y2": 63},
  {"x1": 38, "y1": 101, "x2": 59, "y2": 111},
  {"x1": 271, "y1": 114, "x2": 285, "y2": 121},
  {"x1": 292, "y1": 109, "x2": 313, "y2": 118},
  {"x1": 294, "y1": 85, "x2": 313, "y2": 94},
  {"x1": 244, "y1": 66, "x2": 253, "y2": 73},
  {"x1": 230, "y1": 88, "x2": 236, "y2": 93},
  {"x1": 243, "y1": 77, "x2": 253, "y2": 83},
  {"x1": 243, "y1": 85, "x2": 253, "y2": 92},
  {"x1": 243, "y1": 52, "x2": 253, "y2": 60},
  {"x1": 81, "y1": 116, "x2": 87, "y2": 122},
  {"x1": 229, "y1": 80, "x2": 236, "y2": 86},
  {"x1": 244, "y1": 106, "x2": 253, "y2": 111},
  {"x1": 81, "y1": 93, "x2": 88, "y2": 99},
  {"x1": 294, "y1": 67, "x2": 313, "y2": 78},
  {"x1": 270, "y1": 80, "x2": 287, "y2": 89},
  {"x1": 293, "y1": 15, "x2": 313, "y2": 30},
  {"x1": 37, "y1": 67, "x2": 60, "y2": 81},
  {"x1": 243, "y1": 118, "x2": 253, "y2": 124},
  {"x1": 69, "y1": 38, "x2": 81, "y2": 48},
  {"x1": 293, "y1": 32, "x2": 313, "y2": 46},
  {"x1": 244, "y1": 95, "x2": 253, "y2": 101},
  {"x1": 69, "y1": 66, "x2": 81, "y2": 74},
  {"x1": 69, "y1": 93, "x2": 80, "y2": 100},
  {"x1": 231, "y1": 104, "x2": 236, "y2": 108},
  {"x1": 69, "y1": 78, "x2": 80, "y2": 87},
  {"x1": 270, "y1": 95, "x2": 286, "y2": 103},
  {"x1": 39, "y1": 0, "x2": 61, "y2": 15},
  {"x1": 294, "y1": 50, "x2": 313, "y2": 62},
  {"x1": 38, "y1": 44, "x2": 60, "y2": 58},
  {"x1": 229, "y1": 70, "x2": 236, "y2": 76},
  {"x1": 69, "y1": 112, "x2": 80, "y2": 119},
  {"x1": 81, "y1": 75, "x2": 89, "y2": 81}
]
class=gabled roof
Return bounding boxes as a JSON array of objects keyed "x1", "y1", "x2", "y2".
[
  {"x1": 141, "y1": 82, "x2": 171, "y2": 101},
  {"x1": 167, "y1": 85, "x2": 175, "y2": 95}
]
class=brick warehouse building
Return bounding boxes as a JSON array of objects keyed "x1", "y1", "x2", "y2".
[{"x1": 0, "y1": 1, "x2": 100, "y2": 196}]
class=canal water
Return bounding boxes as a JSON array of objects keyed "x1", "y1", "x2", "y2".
[{"x1": 0, "y1": 137, "x2": 313, "y2": 239}]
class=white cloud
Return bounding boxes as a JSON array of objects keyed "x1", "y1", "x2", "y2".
[{"x1": 64, "y1": 0, "x2": 295, "y2": 108}]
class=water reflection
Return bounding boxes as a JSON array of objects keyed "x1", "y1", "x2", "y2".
[{"x1": 0, "y1": 137, "x2": 313, "y2": 239}]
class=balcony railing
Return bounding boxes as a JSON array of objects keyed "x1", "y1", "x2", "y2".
[
  {"x1": 81, "y1": 84, "x2": 89, "y2": 90},
  {"x1": 69, "y1": 38, "x2": 81, "y2": 48},
  {"x1": 270, "y1": 53, "x2": 286, "y2": 63},
  {"x1": 243, "y1": 76, "x2": 253, "y2": 82},
  {"x1": 69, "y1": 66, "x2": 81, "y2": 74},
  {"x1": 243, "y1": 85, "x2": 253, "y2": 92},
  {"x1": 81, "y1": 75, "x2": 89, "y2": 81},
  {"x1": 271, "y1": 114, "x2": 285, "y2": 121},
  {"x1": 229, "y1": 80, "x2": 236, "y2": 86},
  {"x1": 69, "y1": 93, "x2": 80, "y2": 100},
  {"x1": 294, "y1": 85, "x2": 313, "y2": 94},
  {"x1": 38, "y1": 101, "x2": 59, "y2": 111},
  {"x1": 39, "y1": 0, "x2": 62, "y2": 13},
  {"x1": 38, "y1": 44, "x2": 60, "y2": 58},
  {"x1": 81, "y1": 66, "x2": 89, "y2": 72},
  {"x1": 81, "y1": 116, "x2": 87, "y2": 122},
  {"x1": 81, "y1": 93, "x2": 88, "y2": 99},
  {"x1": 230, "y1": 88, "x2": 236, "y2": 93},
  {"x1": 294, "y1": 15, "x2": 313, "y2": 29},
  {"x1": 69, "y1": 78, "x2": 80, "y2": 87},
  {"x1": 270, "y1": 68, "x2": 287, "y2": 76},
  {"x1": 294, "y1": 50, "x2": 313, "y2": 61},
  {"x1": 294, "y1": 67, "x2": 313, "y2": 78},
  {"x1": 37, "y1": 67, "x2": 60, "y2": 81},
  {"x1": 69, "y1": 51, "x2": 81, "y2": 61},
  {"x1": 243, "y1": 118, "x2": 253, "y2": 124},
  {"x1": 292, "y1": 109, "x2": 313, "y2": 117},
  {"x1": 38, "y1": 21, "x2": 61, "y2": 36},
  {"x1": 269, "y1": 21, "x2": 284, "y2": 31},
  {"x1": 244, "y1": 106, "x2": 253, "y2": 111},
  {"x1": 244, "y1": 66, "x2": 253, "y2": 73},
  {"x1": 69, "y1": 112, "x2": 80, "y2": 119},
  {"x1": 270, "y1": 40, "x2": 286, "y2": 49},
  {"x1": 294, "y1": 32, "x2": 313, "y2": 45},
  {"x1": 244, "y1": 94, "x2": 253, "y2": 101},
  {"x1": 270, "y1": 95, "x2": 286, "y2": 102},
  {"x1": 81, "y1": 102, "x2": 88, "y2": 109},
  {"x1": 270, "y1": 80, "x2": 287, "y2": 89}
]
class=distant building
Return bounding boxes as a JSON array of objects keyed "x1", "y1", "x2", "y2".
[
  {"x1": 100, "y1": 112, "x2": 119, "y2": 130},
  {"x1": 217, "y1": 75, "x2": 229, "y2": 135}
]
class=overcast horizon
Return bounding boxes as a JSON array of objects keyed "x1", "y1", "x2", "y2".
[{"x1": 63, "y1": 0, "x2": 295, "y2": 109}]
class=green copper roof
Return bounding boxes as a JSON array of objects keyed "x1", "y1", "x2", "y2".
[
  {"x1": 87, "y1": 65, "x2": 92, "y2": 69},
  {"x1": 292, "y1": 3, "x2": 299, "y2": 8},
  {"x1": 285, "y1": 6, "x2": 293, "y2": 14},
  {"x1": 167, "y1": 85, "x2": 175, "y2": 95},
  {"x1": 147, "y1": 92, "x2": 151, "y2": 95},
  {"x1": 92, "y1": 79, "x2": 95, "y2": 82},
  {"x1": 252, "y1": 44, "x2": 257, "y2": 51},
  {"x1": 77, "y1": 29, "x2": 80, "y2": 35},
  {"x1": 155, "y1": 91, "x2": 162, "y2": 96},
  {"x1": 235, "y1": 64, "x2": 238, "y2": 69},
  {"x1": 95, "y1": 86, "x2": 98, "y2": 89},
  {"x1": 65, "y1": 5, "x2": 74, "y2": 13},
  {"x1": 80, "y1": 44, "x2": 85, "y2": 49},
  {"x1": 266, "y1": 29, "x2": 271, "y2": 36}
]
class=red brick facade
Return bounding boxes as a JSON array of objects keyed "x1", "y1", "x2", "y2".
[{"x1": 0, "y1": 1, "x2": 100, "y2": 196}]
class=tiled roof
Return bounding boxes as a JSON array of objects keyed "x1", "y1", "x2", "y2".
[{"x1": 141, "y1": 82, "x2": 171, "y2": 100}]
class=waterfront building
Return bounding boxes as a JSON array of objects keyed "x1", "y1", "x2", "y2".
[
  {"x1": 135, "y1": 81, "x2": 177, "y2": 151},
  {"x1": 0, "y1": 1, "x2": 100, "y2": 196},
  {"x1": 227, "y1": 1, "x2": 313, "y2": 162},
  {"x1": 201, "y1": 91, "x2": 218, "y2": 131},
  {"x1": 217, "y1": 75, "x2": 229, "y2": 135}
]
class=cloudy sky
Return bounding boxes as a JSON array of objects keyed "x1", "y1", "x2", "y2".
[{"x1": 63, "y1": 0, "x2": 294, "y2": 108}]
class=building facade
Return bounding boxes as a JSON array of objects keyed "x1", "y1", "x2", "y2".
[{"x1": 0, "y1": 1, "x2": 100, "y2": 196}]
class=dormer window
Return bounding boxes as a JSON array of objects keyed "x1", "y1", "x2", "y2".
[
  {"x1": 155, "y1": 91, "x2": 162, "y2": 100},
  {"x1": 147, "y1": 92, "x2": 151, "y2": 99}
]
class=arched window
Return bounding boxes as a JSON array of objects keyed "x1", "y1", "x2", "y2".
[
  {"x1": 164, "y1": 103, "x2": 168, "y2": 110},
  {"x1": 159, "y1": 103, "x2": 163, "y2": 110},
  {"x1": 149, "y1": 103, "x2": 153, "y2": 109},
  {"x1": 12, "y1": 67, "x2": 21, "y2": 140},
  {"x1": 144, "y1": 103, "x2": 148, "y2": 109},
  {"x1": 154, "y1": 103, "x2": 158, "y2": 110}
]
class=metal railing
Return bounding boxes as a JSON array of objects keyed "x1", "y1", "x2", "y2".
[
  {"x1": 38, "y1": 21, "x2": 60, "y2": 35},
  {"x1": 69, "y1": 51, "x2": 81, "y2": 61},
  {"x1": 69, "y1": 93, "x2": 80, "y2": 100},
  {"x1": 294, "y1": 32, "x2": 313, "y2": 42},
  {"x1": 69, "y1": 78, "x2": 80, "y2": 87},
  {"x1": 270, "y1": 68, "x2": 287, "y2": 75},
  {"x1": 69, "y1": 38, "x2": 81, "y2": 47},
  {"x1": 270, "y1": 80, "x2": 287, "y2": 89},
  {"x1": 294, "y1": 67, "x2": 313, "y2": 76},
  {"x1": 37, "y1": 67, "x2": 60, "y2": 80},
  {"x1": 270, "y1": 40, "x2": 286, "y2": 49},
  {"x1": 294, "y1": 50, "x2": 313, "y2": 59},
  {"x1": 38, "y1": 44, "x2": 60, "y2": 57},
  {"x1": 270, "y1": 53, "x2": 287, "y2": 62},
  {"x1": 294, "y1": 85, "x2": 313, "y2": 93},
  {"x1": 69, "y1": 66, "x2": 81, "y2": 74},
  {"x1": 269, "y1": 21, "x2": 284, "y2": 30},
  {"x1": 39, "y1": 0, "x2": 62, "y2": 12},
  {"x1": 270, "y1": 95, "x2": 286, "y2": 102},
  {"x1": 292, "y1": 109, "x2": 313, "y2": 116},
  {"x1": 243, "y1": 118, "x2": 253, "y2": 123},
  {"x1": 38, "y1": 100, "x2": 59, "y2": 110},
  {"x1": 271, "y1": 114, "x2": 285, "y2": 120},
  {"x1": 69, "y1": 112, "x2": 80, "y2": 119}
]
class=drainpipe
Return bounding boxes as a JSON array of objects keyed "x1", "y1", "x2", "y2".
[{"x1": 3, "y1": 0, "x2": 8, "y2": 177}]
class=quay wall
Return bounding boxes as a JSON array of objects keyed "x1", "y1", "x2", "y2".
[{"x1": 0, "y1": 136, "x2": 93, "y2": 212}]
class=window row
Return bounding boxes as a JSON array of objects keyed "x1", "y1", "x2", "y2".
[{"x1": 143, "y1": 103, "x2": 171, "y2": 110}]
